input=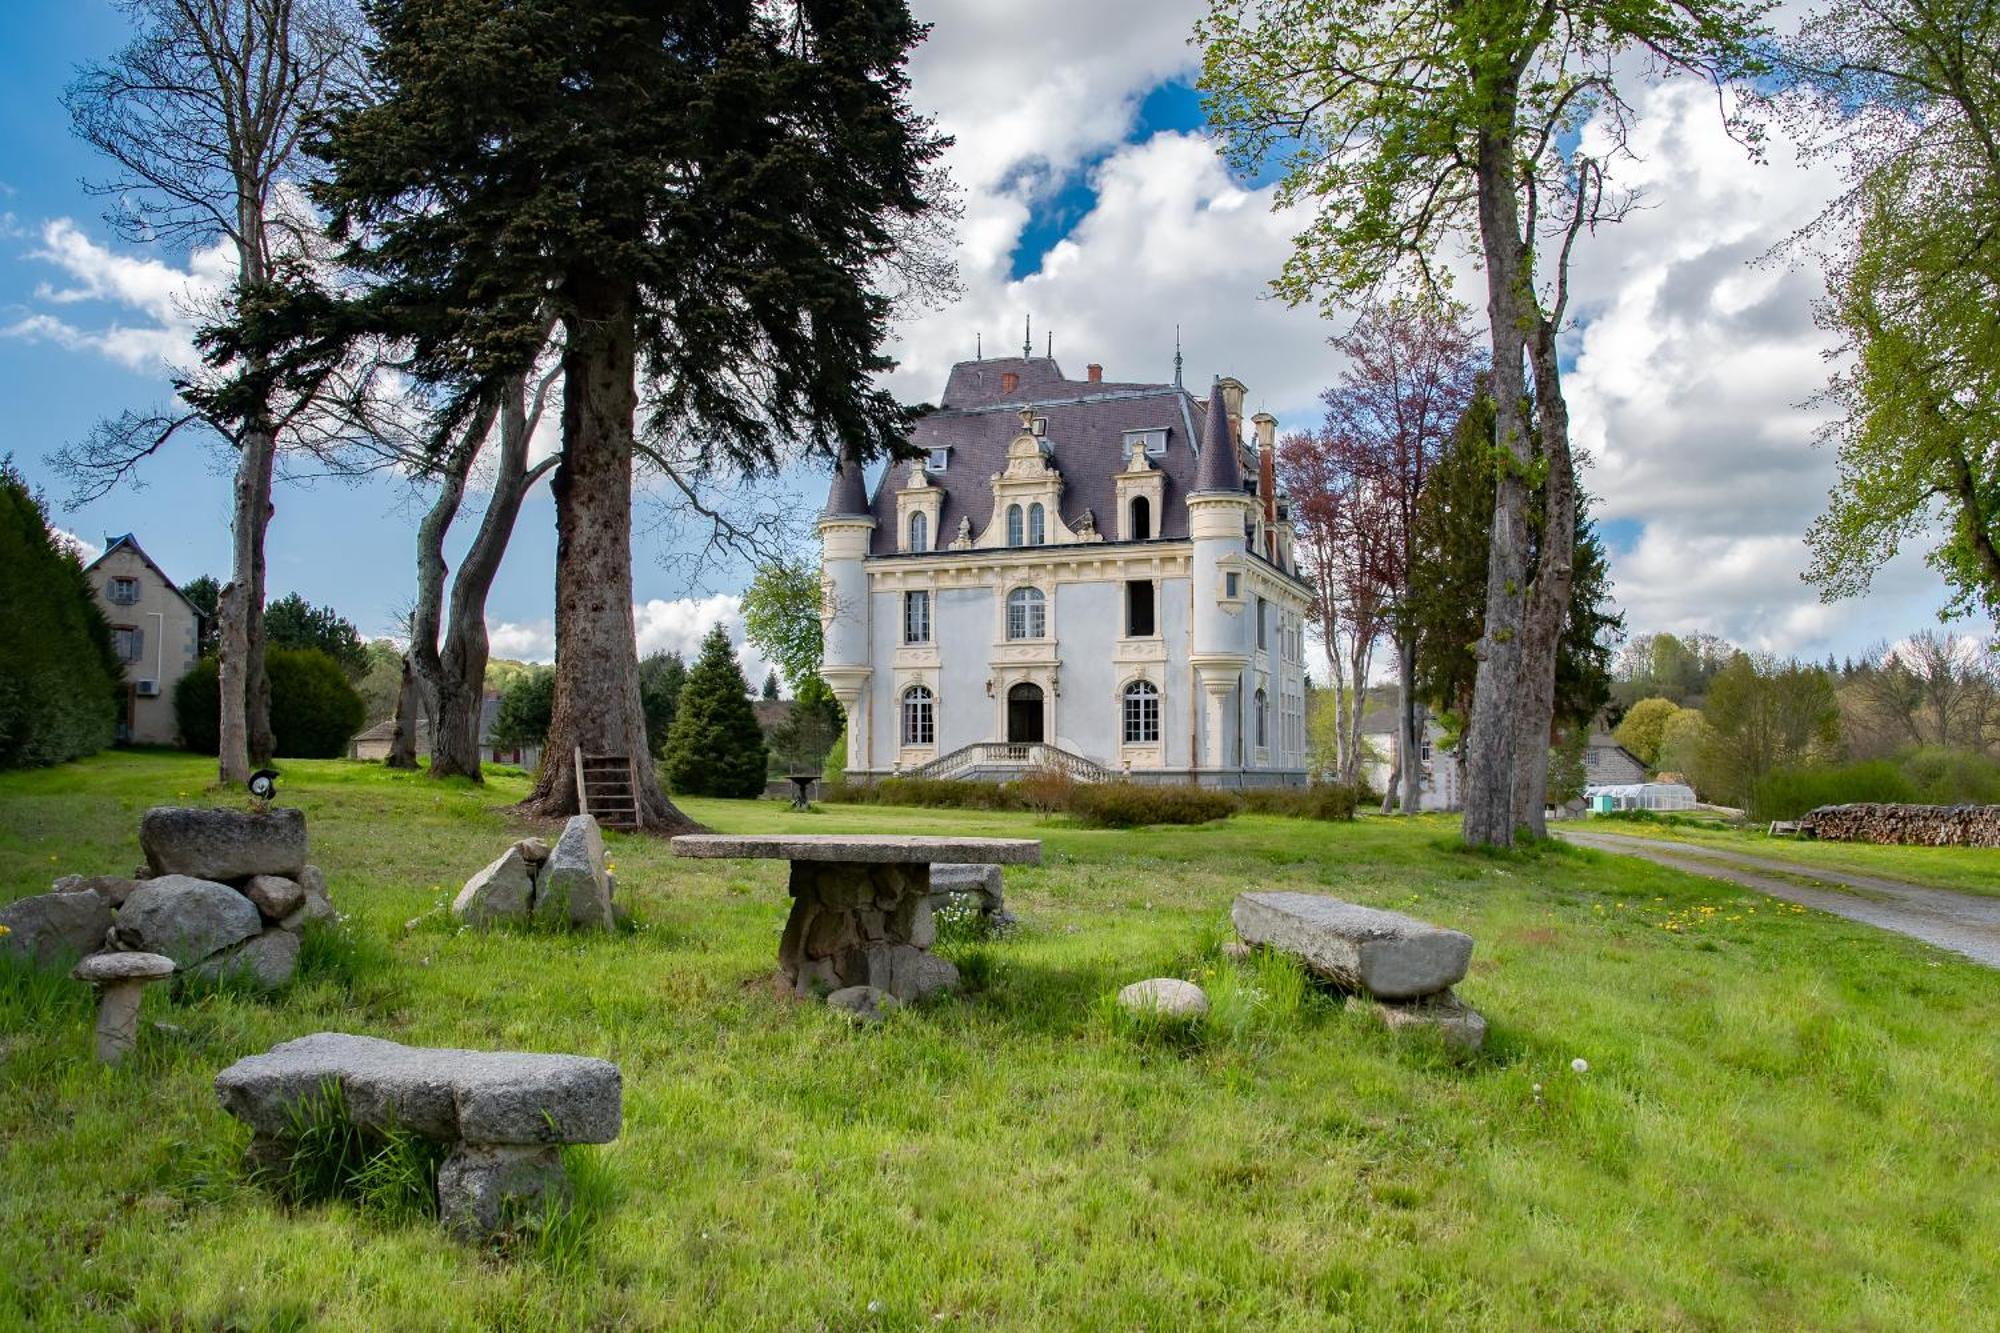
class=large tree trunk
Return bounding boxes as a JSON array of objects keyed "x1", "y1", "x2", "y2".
[
  {"x1": 1461, "y1": 115, "x2": 1535, "y2": 849},
  {"x1": 386, "y1": 654, "x2": 422, "y2": 768},
  {"x1": 1344, "y1": 623, "x2": 1375, "y2": 788},
  {"x1": 1396, "y1": 633, "x2": 1422, "y2": 815},
  {"x1": 521, "y1": 284, "x2": 699, "y2": 832},
  {"x1": 435, "y1": 381, "x2": 554, "y2": 779},
  {"x1": 1511, "y1": 318, "x2": 1579, "y2": 836},
  {"x1": 218, "y1": 423, "x2": 276, "y2": 782}
]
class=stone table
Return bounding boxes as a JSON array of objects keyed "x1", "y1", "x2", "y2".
[{"x1": 671, "y1": 834, "x2": 1041, "y2": 1001}]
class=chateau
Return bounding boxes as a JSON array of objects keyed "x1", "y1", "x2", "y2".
[{"x1": 818, "y1": 354, "x2": 1311, "y2": 787}]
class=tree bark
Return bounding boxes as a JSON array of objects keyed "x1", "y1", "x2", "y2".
[
  {"x1": 1461, "y1": 115, "x2": 1535, "y2": 848},
  {"x1": 1510, "y1": 317, "x2": 1578, "y2": 836},
  {"x1": 386, "y1": 654, "x2": 422, "y2": 768},
  {"x1": 218, "y1": 422, "x2": 275, "y2": 783},
  {"x1": 1396, "y1": 633, "x2": 1422, "y2": 815},
  {"x1": 520, "y1": 282, "x2": 700, "y2": 832}
]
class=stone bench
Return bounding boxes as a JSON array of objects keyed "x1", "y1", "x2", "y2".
[
  {"x1": 215, "y1": 1033, "x2": 621, "y2": 1236},
  {"x1": 671, "y1": 835, "x2": 1041, "y2": 1003},
  {"x1": 1231, "y1": 891, "x2": 1486, "y2": 1053}
]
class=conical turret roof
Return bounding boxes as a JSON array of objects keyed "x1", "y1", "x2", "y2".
[
  {"x1": 822, "y1": 447, "x2": 871, "y2": 518},
  {"x1": 1193, "y1": 379, "x2": 1244, "y2": 494}
]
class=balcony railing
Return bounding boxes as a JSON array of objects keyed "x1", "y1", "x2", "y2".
[{"x1": 909, "y1": 742, "x2": 1113, "y2": 783}]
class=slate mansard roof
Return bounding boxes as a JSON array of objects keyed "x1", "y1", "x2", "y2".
[{"x1": 857, "y1": 356, "x2": 1257, "y2": 556}]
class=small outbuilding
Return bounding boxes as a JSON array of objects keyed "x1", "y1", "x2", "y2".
[{"x1": 1584, "y1": 782, "x2": 1697, "y2": 814}]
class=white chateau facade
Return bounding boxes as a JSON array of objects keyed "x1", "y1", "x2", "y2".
[{"x1": 818, "y1": 354, "x2": 1311, "y2": 787}]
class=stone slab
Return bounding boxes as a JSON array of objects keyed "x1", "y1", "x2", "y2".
[
  {"x1": 438, "y1": 1143, "x2": 568, "y2": 1238},
  {"x1": 214, "y1": 1033, "x2": 621, "y2": 1146},
  {"x1": 140, "y1": 806, "x2": 308, "y2": 882},
  {"x1": 672, "y1": 834, "x2": 1041, "y2": 865},
  {"x1": 114, "y1": 875, "x2": 262, "y2": 967},
  {"x1": 1232, "y1": 891, "x2": 1472, "y2": 1001},
  {"x1": 1349, "y1": 989, "x2": 1488, "y2": 1055},
  {"x1": 74, "y1": 950, "x2": 175, "y2": 982}
]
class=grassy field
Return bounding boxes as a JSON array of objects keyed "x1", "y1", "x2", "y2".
[
  {"x1": 1577, "y1": 813, "x2": 2000, "y2": 897},
  {"x1": 3, "y1": 751, "x2": 1998, "y2": 1330}
]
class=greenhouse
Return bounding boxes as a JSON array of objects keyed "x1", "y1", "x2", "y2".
[{"x1": 1584, "y1": 782, "x2": 1697, "y2": 814}]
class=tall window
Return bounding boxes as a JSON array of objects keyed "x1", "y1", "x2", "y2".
[
  {"x1": 108, "y1": 576, "x2": 139, "y2": 605},
  {"x1": 1028, "y1": 502, "x2": 1046, "y2": 545},
  {"x1": 1006, "y1": 586, "x2": 1046, "y2": 640},
  {"x1": 1257, "y1": 597, "x2": 1268, "y2": 649},
  {"x1": 1254, "y1": 688, "x2": 1268, "y2": 749},
  {"x1": 1125, "y1": 579, "x2": 1155, "y2": 637},
  {"x1": 903, "y1": 590, "x2": 931, "y2": 644},
  {"x1": 907, "y1": 511, "x2": 928, "y2": 553},
  {"x1": 1006, "y1": 504, "x2": 1024, "y2": 547},
  {"x1": 112, "y1": 626, "x2": 143, "y2": 662},
  {"x1": 901, "y1": 684, "x2": 935, "y2": 746},
  {"x1": 1130, "y1": 495, "x2": 1151, "y2": 541},
  {"x1": 1123, "y1": 680, "x2": 1160, "y2": 744}
]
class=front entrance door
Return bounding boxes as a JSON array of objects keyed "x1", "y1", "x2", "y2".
[{"x1": 1006, "y1": 683, "x2": 1045, "y2": 744}]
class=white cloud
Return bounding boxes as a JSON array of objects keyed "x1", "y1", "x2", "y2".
[
  {"x1": 3, "y1": 218, "x2": 228, "y2": 372},
  {"x1": 489, "y1": 595, "x2": 777, "y2": 691},
  {"x1": 51, "y1": 527, "x2": 102, "y2": 563}
]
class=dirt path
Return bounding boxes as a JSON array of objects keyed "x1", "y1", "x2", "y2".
[{"x1": 1558, "y1": 829, "x2": 2000, "y2": 970}]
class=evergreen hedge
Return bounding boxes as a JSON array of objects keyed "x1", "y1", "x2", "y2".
[
  {"x1": 0, "y1": 462, "x2": 122, "y2": 768},
  {"x1": 174, "y1": 648, "x2": 365, "y2": 758}
]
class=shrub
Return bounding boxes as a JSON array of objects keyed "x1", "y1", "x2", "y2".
[
  {"x1": 175, "y1": 648, "x2": 365, "y2": 758},
  {"x1": 1070, "y1": 782, "x2": 1238, "y2": 828},
  {"x1": 1897, "y1": 747, "x2": 2000, "y2": 806},
  {"x1": 1748, "y1": 760, "x2": 1918, "y2": 822},
  {"x1": 488, "y1": 666, "x2": 554, "y2": 752},
  {"x1": 1013, "y1": 764, "x2": 1076, "y2": 815},
  {"x1": 0, "y1": 460, "x2": 122, "y2": 768},
  {"x1": 1237, "y1": 783, "x2": 1359, "y2": 821}
]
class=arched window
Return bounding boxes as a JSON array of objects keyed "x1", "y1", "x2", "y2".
[
  {"x1": 907, "y1": 511, "x2": 928, "y2": 553},
  {"x1": 1006, "y1": 504, "x2": 1024, "y2": 547},
  {"x1": 1254, "y1": 688, "x2": 1269, "y2": 749},
  {"x1": 1123, "y1": 679, "x2": 1160, "y2": 744},
  {"x1": 1130, "y1": 495, "x2": 1151, "y2": 541},
  {"x1": 901, "y1": 684, "x2": 935, "y2": 746},
  {"x1": 1028, "y1": 502, "x2": 1047, "y2": 545},
  {"x1": 1006, "y1": 586, "x2": 1046, "y2": 640}
]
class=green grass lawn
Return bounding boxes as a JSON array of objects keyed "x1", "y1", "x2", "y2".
[
  {"x1": 1576, "y1": 813, "x2": 2000, "y2": 897},
  {"x1": 3, "y1": 752, "x2": 1998, "y2": 1330}
]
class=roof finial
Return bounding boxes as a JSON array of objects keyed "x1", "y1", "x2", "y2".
[
  {"x1": 1022, "y1": 312, "x2": 1032, "y2": 360},
  {"x1": 1045, "y1": 330, "x2": 1052, "y2": 359},
  {"x1": 1173, "y1": 325, "x2": 1183, "y2": 388},
  {"x1": 975, "y1": 331, "x2": 982, "y2": 360}
]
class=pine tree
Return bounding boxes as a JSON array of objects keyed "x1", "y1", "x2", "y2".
[
  {"x1": 639, "y1": 651, "x2": 687, "y2": 757},
  {"x1": 761, "y1": 669, "x2": 780, "y2": 701},
  {"x1": 663, "y1": 627, "x2": 769, "y2": 798}
]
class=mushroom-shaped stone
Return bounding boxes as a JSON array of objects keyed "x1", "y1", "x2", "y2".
[{"x1": 73, "y1": 951, "x2": 175, "y2": 1065}]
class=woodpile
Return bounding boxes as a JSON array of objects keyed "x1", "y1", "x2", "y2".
[{"x1": 1799, "y1": 803, "x2": 2000, "y2": 847}]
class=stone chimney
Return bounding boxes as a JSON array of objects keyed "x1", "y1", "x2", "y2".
[
  {"x1": 1216, "y1": 376, "x2": 1248, "y2": 437},
  {"x1": 1000, "y1": 371, "x2": 1020, "y2": 393},
  {"x1": 1086, "y1": 363, "x2": 1103, "y2": 383},
  {"x1": 1252, "y1": 412, "x2": 1279, "y2": 560}
]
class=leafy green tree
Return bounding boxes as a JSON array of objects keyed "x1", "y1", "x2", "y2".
[
  {"x1": 1776, "y1": 0, "x2": 2000, "y2": 621},
  {"x1": 265, "y1": 592, "x2": 370, "y2": 680},
  {"x1": 181, "y1": 574, "x2": 222, "y2": 657},
  {"x1": 638, "y1": 651, "x2": 687, "y2": 757},
  {"x1": 306, "y1": 0, "x2": 944, "y2": 830},
  {"x1": 663, "y1": 626, "x2": 768, "y2": 798},
  {"x1": 174, "y1": 658, "x2": 222, "y2": 755},
  {"x1": 355, "y1": 639, "x2": 406, "y2": 722},
  {"x1": 761, "y1": 669, "x2": 781, "y2": 702},
  {"x1": 1656, "y1": 707, "x2": 1710, "y2": 784},
  {"x1": 768, "y1": 674, "x2": 843, "y2": 776},
  {"x1": 0, "y1": 460, "x2": 122, "y2": 767},
  {"x1": 1613, "y1": 698, "x2": 1687, "y2": 768},
  {"x1": 488, "y1": 667, "x2": 556, "y2": 753},
  {"x1": 741, "y1": 560, "x2": 826, "y2": 695},
  {"x1": 1198, "y1": 0, "x2": 1767, "y2": 843},
  {"x1": 1698, "y1": 655, "x2": 1843, "y2": 806}
]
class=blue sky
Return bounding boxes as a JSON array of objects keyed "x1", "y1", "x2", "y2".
[{"x1": 2, "y1": 0, "x2": 1987, "y2": 667}]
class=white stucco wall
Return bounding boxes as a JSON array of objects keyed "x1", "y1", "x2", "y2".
[{"x1": 91, "y1": 545, "x2": 201, "y2": 746}]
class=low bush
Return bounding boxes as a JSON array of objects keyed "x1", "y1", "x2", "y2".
[
  {"x1": 1748, "y1": 760, "x2": 1919, "y2": 822},
  {"x1": 175, "y1": 648, "x2": 367, "y2": 758},
  {"x1": 1069, "y1": 781, "x2": 1238, "y2": 828},
  {"x1": 1237, "y1": 783, "x2": 1360, "y2": 821},
  {"x1": 1013, "y1": 764, "x2": 1076, "y2": 815},
  {"x1": 823, "y1": 777, "x2": 1026, "y2": 810}
]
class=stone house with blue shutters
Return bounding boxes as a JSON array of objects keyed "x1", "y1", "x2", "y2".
[
  {"x1": 817, "y1": 354, "x2": 1312, "y2": 787},
  {"x1": 84, "y1": 534, "x2": 205, "y2": 746}
]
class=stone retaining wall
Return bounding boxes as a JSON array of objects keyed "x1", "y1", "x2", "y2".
[{"x1": 1799, "y1": 802, "x2": 2000, "y2": 847}]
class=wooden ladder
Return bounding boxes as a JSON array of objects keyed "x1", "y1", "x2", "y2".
[{"x1": 573, "y1": 747, "x2": 641, "y2": 831}]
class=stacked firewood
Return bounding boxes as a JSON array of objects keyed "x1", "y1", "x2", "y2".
[{"x1": 1799, "y1": 803, "x2": 2000, "y2": 847}]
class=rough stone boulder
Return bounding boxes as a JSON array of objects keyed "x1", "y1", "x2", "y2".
[
  {"x1": 241, "y1": 875, "x2": 305, "y2": 922},
  {"x1": 927, "y1": 862, "x2": 1015, "y2": 928},
  {"x1": 1348, "y1": 989, "x2": 1487, "y2": 1055},
  {"x1": 51, "y1": 874, "x2": 143, "y2": 908},
  {"x1": 190, "y1": 928, "x2": 301, "y2": 991},
  {"x1": 214, "y1": 1033, "x2": 623, "y2": 1147},
  {"x1": 453, "y1": 847, "x2": 536, "y2": 928},
  {"x1": 0, "y1": 891, "x2": 115, "y2": 967},
  {"x1": 1117, "y1": 977, "x2": 1209, "y2": 1019},
  {"x1": 532, "y1": 816, "x2": 614, "y2": 932},
  {"x1": 1231, "y1": 891, "x2": 1472, "y2": 1001},
  {"x1": 140, "y1": 806, "x2": 308, "y2": 882},
  {"x1": 278, "y1": 866, "x2": 335, "y2": 932},
  {"x1": 215, "y1": 1033, "x2": 622, "y2": 1238},
  {"x1": 112, "y1": 875, "x2": 262, "y2": 967}
]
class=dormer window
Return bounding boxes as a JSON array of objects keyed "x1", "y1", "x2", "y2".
[
  {"x1": 1124, "y1": 428, "x2": 1167, "y2": 457},
  {"x1": 1030, "y1": 417, "x2": 1047, "y2": 437},
  {"x1": 928, "y1": 447, "x2": 949, "y2": 472}
]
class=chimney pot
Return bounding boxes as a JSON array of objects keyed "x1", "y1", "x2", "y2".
[
  {"x1": 1000, "y1": 371, "x2": 1020, "y2": 393},
  {"x1": 1086, "y1": 363, "x2": 1103, "y2": 383}
]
